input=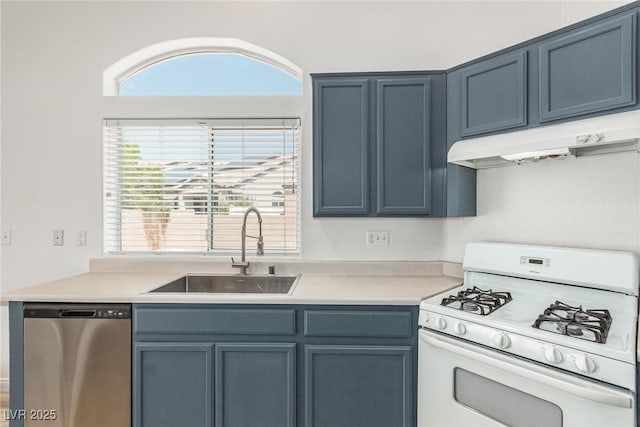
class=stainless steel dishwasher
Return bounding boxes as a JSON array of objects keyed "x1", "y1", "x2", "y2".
[{"x1": 23, "y1": 303, "x2": 131, "y2": 427}]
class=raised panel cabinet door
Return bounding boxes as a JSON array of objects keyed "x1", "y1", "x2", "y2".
[
  {"x1": 539, "y1": 12, "x2": 637, "y2": 122},
  {"x1": 376, "y1": 78, "x2": 432, "y2": 215},
  {"x1": 304, "y1": 345, "x2": 413, "y2": 427},
  {"x1": 214, "y1": 343, "x2": 296, "y2": 427},
  {"x1": 134, "y1": 342, "x2": 213, "y2": 427},
  {"x1": 313, "y1": 78, "x2": 370, "y2": 216},
  {"x1": 460, "y1": 51, "x2": 528, "y2": 136}
]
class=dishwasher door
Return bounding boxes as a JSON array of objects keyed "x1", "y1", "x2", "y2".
[{"x1": 23, "y1": 304, "x2": 131, "y2": 427}]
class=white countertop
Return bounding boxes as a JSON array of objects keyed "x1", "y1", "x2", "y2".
[{"x1": 0, "y1": 271, "x2": 462, "y2": 306}]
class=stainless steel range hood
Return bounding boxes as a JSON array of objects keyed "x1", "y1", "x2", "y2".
[{"x1": 448, "y1": 110, "x2": 640, "y2": 169}]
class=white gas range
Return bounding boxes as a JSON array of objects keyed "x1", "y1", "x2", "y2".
[{"x1": 418, "y1": 242, "x2": 639, "y2": 427}]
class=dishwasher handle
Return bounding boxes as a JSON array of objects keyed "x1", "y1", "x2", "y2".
[{"x1": 60, "y1": 309, "x2": 96, "y2": 317}]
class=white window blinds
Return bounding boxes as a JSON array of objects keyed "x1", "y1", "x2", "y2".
[{"x1": 103, "y1": 118, "x2": 300, "y2": 255}]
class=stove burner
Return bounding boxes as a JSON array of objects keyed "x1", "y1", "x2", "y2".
[
  {"x1": 532, "y1": 301, "x2": 612, "y2": 344},
  {"x1": 462, "y1": 301, "x2": 480, "y2": 312},
  {"x1": 441, "y1": 286, "x2": 512, "y2": 315},
  {"x1": 559, "y1": 323, "x2": 584, "y2": 336}
]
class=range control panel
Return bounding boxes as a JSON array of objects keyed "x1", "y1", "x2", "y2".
[{"x1": 418, "y1": 310, "x2": 635, "y2": 390}]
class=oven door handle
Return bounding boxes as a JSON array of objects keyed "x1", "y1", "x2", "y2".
[{"x1": 420, "y1": 331, "x2": 633, "y2": 409}]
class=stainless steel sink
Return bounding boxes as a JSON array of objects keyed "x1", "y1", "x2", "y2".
[{"x1": 149, "y1": 274, "x2": 299, "y2": 294}]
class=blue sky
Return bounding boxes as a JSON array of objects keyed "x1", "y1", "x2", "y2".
[{"x1": 120, "y1": 53, "x2": 302, "y2": 96}]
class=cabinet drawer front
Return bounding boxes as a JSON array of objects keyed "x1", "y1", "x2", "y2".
[
  {"x1": 304, "y1": 310, "x2": 412, "y2": 338},
  {"x1": 460, "y1": 51, "x2": 528, "y2": 137},
  {"x1": 135, "y1": 307, "x2": 296, "y2": 335},
  {"x1": 539, "y1": 12, "x2": 637, "y2": 122}
]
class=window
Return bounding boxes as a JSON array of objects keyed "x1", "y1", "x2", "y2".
[
  {"x1": 272, "y1": 191, "x2": 285, "y2": 207},
  {"x1": 119, "y1": 53, "x2": 302, "y2": 96},
  {"x1": 103, "y1": 118, "x2": 300, "y2": 255},
  {"x1": 103, "y1": 37, "x2": 303, "y2": 96}
]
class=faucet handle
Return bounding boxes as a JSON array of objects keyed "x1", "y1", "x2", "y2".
[{"x1": 257, "y1": 237, "x2": 264, "y2": 256}]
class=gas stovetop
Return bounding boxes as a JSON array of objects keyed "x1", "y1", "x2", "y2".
[
  {"x1": 440, "y1": 286, "x2": 512, "y2": 315},
  {"x1": 532, "y1": 301, "x2": 613, "y2": 344},
  {"x1": 423, "y1": 274, "x2": 633, "y2": 355},
  {"x1": 419, "y1": 242, "x2": 639, "y2": 389},
  {"x1": 439, "y1": 286, "x2": 614, "y2": 344}
]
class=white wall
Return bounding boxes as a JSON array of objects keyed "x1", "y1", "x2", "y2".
[
  {"x1": 442, "y1": 153, "x2": 640, "y2": 262},
  {"x1": 0, "y1": 0, "x2": 634, "y2": 381}
]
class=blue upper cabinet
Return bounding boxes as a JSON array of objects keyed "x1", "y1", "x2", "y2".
[
  {"x1": 312, "y1": 72, "x2": 446, "y2": 217},
  {"x1": 539, "y1": 12, "x2": 637, "y2": 122},
  {"x1": 448, "y1": 5, "x2": 639, "y2": 144},
  {"x1": 376, "y1": 78, "x2": 432, "y2": 215},
  {"x1": 313, "y1": 78, "x2": 370, "y2": 216},
  {"x1": 459, "y1": 51, "x2": 528, "y2": 137}
]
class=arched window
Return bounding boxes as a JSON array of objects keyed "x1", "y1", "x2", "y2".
[
  {"x1": 103, "y1": 38, "x2": 301, "y2": 255},
  {"x1": 103, "y1": 37, "x2": 302, "y2": 96},
  {"x1": 120, "y1": 53, "x2": 301, "y2": 96}
]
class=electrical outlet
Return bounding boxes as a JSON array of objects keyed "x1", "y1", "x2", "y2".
[
  {"x1": 366, "y1": 231, "x2": 389, "y2": 247},
  {"x1": 76, "y1": 230, "x2": 87, "y2": 246},
  {"x1": 2, "y1": 229, "x2": 11, "y2": 245},
  {"x1": 53, "y1": 230, "x2": 64, "y2": 246}
]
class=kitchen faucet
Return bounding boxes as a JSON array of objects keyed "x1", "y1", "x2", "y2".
[{"x1": 231, "y1": 207, "x2": 264, "y2": 275}]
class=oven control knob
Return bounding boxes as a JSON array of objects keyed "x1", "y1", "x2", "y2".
[
  {"x1": 420, "y1": 312, "x2": 430, "y2": 324},
  {"x1": 543, "y1": 346, "x2": 563, "y2": 364},
  {"x1": 453, "y1": 322, "x2": 466, "y2": 335},
  {"x1": 493, "y1": 333, "x2": 511, "y2": 349},
  {"x1": 435, "y1": 317, "x2": 447, "y2": 330},
  {"x1": 574, "y1": 355, "x2": 597, "y2": 374}
]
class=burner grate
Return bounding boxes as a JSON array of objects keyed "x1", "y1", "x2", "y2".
[
  {"x1": 441, "y1": 286, "x2": 512, "y2": 315},
  {"x1": 532, "y1": 301, "x2": 612, "y2": 344}
]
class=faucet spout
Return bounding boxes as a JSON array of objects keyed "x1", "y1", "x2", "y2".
[{"x1": 231, "y1": 207, "x2": 264, "y2": 275}]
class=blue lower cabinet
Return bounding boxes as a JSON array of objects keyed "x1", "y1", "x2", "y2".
[
  {"x1": 304, "y1": 345, "x2": 413, "y2": 427},
  {"x1": 214, "y1": 343, "x2": 296, "y2": 427},
  {"x1": 134, "y1": 342, "x2": 214, "y2": 427},
  {"x1": 131, "y1": 305, "x2": 417, "y2": 427},
  {"x1": 134, "y1": 342, "x2": 296, "y2": 427}
]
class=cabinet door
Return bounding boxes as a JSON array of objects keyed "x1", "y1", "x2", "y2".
[
  {"x1": 304, "y1": 345, "x2": 413, "y2": 427},
  {"x1": 134, "y1": 342, "x2": 213, "y2": 427},
  {"x1": 376, "y1": 78, "x2": 432, "y2": 215},
  {"x1": 539, "y1": 13, "x2": 636, "y2": 122},
  {"x1": 214, "y1": 343, "x2": 296, "y2": 427},
  {"x1": 459, "y1": 51, "x2": 528, "y2": 136},
  {"x1": 313, "y1": 79, "x2": 370, "y2": 216}
]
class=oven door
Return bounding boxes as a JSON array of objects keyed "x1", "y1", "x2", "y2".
[{"x1": 418, "y1": 329, "x2": 635, "y2": 427}]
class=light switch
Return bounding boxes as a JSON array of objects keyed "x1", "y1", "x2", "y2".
[
  {"x1": 76, "y1": 230, "x2": 87, "y2": 246},
  {"x1": 53, "y1": 230, "x2": 64, "y2": 246},
  {"x1": 2, "y1": 229, "x2": 11, "y2": 245}
]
